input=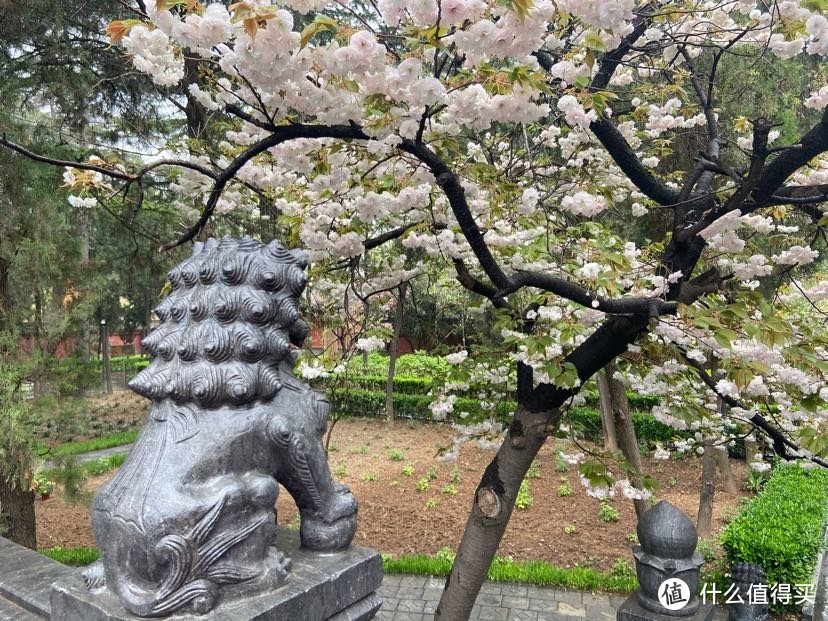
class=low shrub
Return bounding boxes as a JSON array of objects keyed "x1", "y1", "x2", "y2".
[
  {"x1": 567, "y1": 407, "x2": 679, "y2": 445},
  {"x1": 327, "y1": 388, "x2": 513, "y2": 422},
  {"x1": 54, "y1": 354, "x2": 149, "y2": 388},
  {"x1": 84, "y1": 453, "x2": 128, "y2": 476},
  {"x1": 344, "y1": 352, "x2": 449, "y2": 378},
  {"x1": 45, "y1": 356, "x2": 101, "y2": 396},
  {"x1": 328, "y1": 388, "x2": 688, "y2": 448},
  {"x1": 720, "y1": 463, "x2": 828, "y2": 612},
  {"x1": 323, "y1": 375, "x2": 433, "y2": 395}
]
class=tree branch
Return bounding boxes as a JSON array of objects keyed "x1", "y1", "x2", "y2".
[
  {"x1": 752, "y1": 107, "x2": 828, "y2": 205},
  {"x1": 767, "y1": 183, "x2": 828, "y2": 206},
  {"x1": 683, "y1": 353, "x2": 828, "y2": 468},
  {"x1": 584, "y1": 7, "x2": 682, "y2": 207},
  {"x1": 0, "y1": 133, "x2": 132, "y2": 181},
  {"x1": 677, "y1": 118, "x2": 776, "y2": 242},
  {"x1": 363, "y1": 223, "x2": 418, "y2": 251},
  {"x1": 494, "y1": 271, "x2": 678, "y2": 317},
  {"x1": 453, "y1": 258, "x2": 508, "y2": 309},
  {"x1": 225, "y1": 104, "x2": 277, "y2": 132}
]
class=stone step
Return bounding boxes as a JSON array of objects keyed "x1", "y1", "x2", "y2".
[
  {"x1": 0, "y1": 538, "x2": 74, "y2": 619},
  {"x1": 0, "y1": 595, "x2": 45, "y2": 620}
]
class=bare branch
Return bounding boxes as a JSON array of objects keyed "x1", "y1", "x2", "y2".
[
  {"x1": 753, "y1": 107, "x2": 828, "y2": 204},
  {"x1": 453, "y1": 258, "x2": 508, "y2": 309},
  {"x1": 225, "y1": 104, "x2": 277, "y2": 132},
  {"x1": 0, "y1": 133, "x2": 132, "y2": 181},
  {"x1": 494, "y1": 271, "x2": 679, "y2": 317},
  {"x1": 134, "y1": 158, "x2": 219, "y2": 180},
  {"x1": 767, "y1": 183, "x2": 828, "y2": 206},
  {"x1": 363, "y1": 223, "x2": 418, "y2": 251}
]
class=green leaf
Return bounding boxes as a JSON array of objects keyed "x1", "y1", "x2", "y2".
[
  {"x1": 574, "y1": 75, "x2": 590, "y2": 89},
  {"x1": 497, "y1": 0, "x2": 535, "y2": 21},
  {"x1": 805, "y1": 0, "x2": 825, "y2": 15},
  {"x1": 801, "y1": 394, "x2": 822, "y2": 412},
  {"x1": 584, "y1": 32, "x2": 606, "y2": 52},
  {"x1": 299, "y1": 14, "x2": 338, "y2": 49}
]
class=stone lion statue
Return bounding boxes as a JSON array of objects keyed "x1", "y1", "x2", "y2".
[{"x1": 85, "y1": 237, "x2": 357, "y2": 617}]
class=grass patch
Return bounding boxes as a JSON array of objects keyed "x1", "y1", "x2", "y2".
[
  {"x1": 43, "y1": 545, "x2": 638, "y2": 593},
  {"x1": 38, "y1": 430, "x2": 138, "y2": 459},
  {"x1": 40, "y1": 452, "x2": 128, "y2": 481},
  {"x1": 40, "y1": 546, "x2": 99, "y2": 566},
  {"x1": 382, "y1": 552, "x2": 638, "y2": 592},
  {"x1": 83, "y1": 453, "x2": 128, "y2": 475}
]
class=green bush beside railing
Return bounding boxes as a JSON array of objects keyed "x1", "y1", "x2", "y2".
[{"x1": 720, "y1": 463, "x2": 828, "y2": 611}]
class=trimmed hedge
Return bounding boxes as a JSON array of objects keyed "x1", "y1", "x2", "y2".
[
  {"x1": 328, "y1": 388, "x2": 688, "y2": 447},
  {"x1": 567, "y1": 407, "x2": 681, "y2": 445},
  {"x1": 328, "y1": 388, "x2": 514, "y2": 422},
  {"x1": 320, "y1": 377, "x2": 661, "y2": 409},
  {"x1": 321, "y1": 375, "x2": 433, "y2": 395},
  {"x1": 720, "y1": 463, "x2": 828, "y2": 611},
  {"x1": 579, "y1": 389, "x2": 660, "y2": 411}
]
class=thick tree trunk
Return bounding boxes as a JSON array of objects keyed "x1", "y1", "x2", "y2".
[
  {"x1": 78, "y1": 208, "x2": 90, "y2": 266},
  {"x1": 100, "y1": 321, "x2": 112, "y2": 394},
  {"x1": 715, "y1": 447, "x2": 738, "y2": 494},
  {"x1": 596, "y1": 371, "x2": 618, "y2": 451},
  {"x1": 385, "y1": 283, "x2": 406, "y2": 423},
  {"x1": 605, "y1": 361, "x2": 652, "y2": 518},
  {"x1": 697, "y1": 438, "x2": 716, "y2": 538},
  {"x1": 0, "y1": 253, "x2": 11, "y2": 320},
  {"x1": 435, "y1": 407, "x2": 553, "y2": 620},
  {"x1": 184, "y1": 57, "x2": 207, "y2": 139},
  {"x1": 744, "y1": 435, "x2": 757, "y2": 463},
  {"x1": 713, "y1": 398, "x2": 738, "y2": 494},
  {"x1": 0, "y1": 478, "x2": 36, "y2": 550}
]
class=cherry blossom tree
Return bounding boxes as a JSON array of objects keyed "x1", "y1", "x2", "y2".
[{"x1": 3, "y1": 0, "x2": 828, "y2": 617}]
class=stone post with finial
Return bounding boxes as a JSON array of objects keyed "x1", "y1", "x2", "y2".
[{"x1": 617, "y1": 500, "x2": 715, "y2": 621}]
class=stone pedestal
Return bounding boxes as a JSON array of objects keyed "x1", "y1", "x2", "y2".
[
  {"x1": 617, "y1": 594, "x2": 715, "y2": 621},
  {"x1": 50, "y1": 528, "x2": 382, "y2": 621}
]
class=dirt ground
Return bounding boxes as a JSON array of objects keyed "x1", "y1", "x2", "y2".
[{"x1": 36, "y1": 417, "x2": 750, "y2": 573}]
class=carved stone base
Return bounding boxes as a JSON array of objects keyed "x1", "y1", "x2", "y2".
[
  {"x1": 50, "y1": 528, "x2": 382, "y2": 621},
  {"x1": 617, "y1": 593, "x2": 716, "y2": 621}
]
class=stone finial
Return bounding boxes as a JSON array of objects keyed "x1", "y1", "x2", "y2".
[
  {"x1": 637, "y1": 501, "x2": 699, "y2": 559},
  {"x1": 631, "y1": 501, "x2": 706, "y2": 617}
]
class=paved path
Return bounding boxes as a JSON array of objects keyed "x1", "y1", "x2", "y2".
[
  {"x1": 43, "y1": 443, "x2": 133, "y2": 470},
  {"x1": 378, "y1": 574, "x2": 618, "y2": 620},
  {"x1": 377, "y1": 575, "x2": 729, "y2": 621}
]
